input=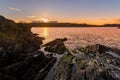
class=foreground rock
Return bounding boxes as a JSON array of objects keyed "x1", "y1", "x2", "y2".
[
  {"x1": 0, "y1": 51, "x2": 57, "y2": 80},
  {"x1": 0, "y1": 15, "x2": 57, "y2": 80},
  {"x1": 54, "y1": 44, "x2": 120, "y2": 80},
  {"x1": 43, "y1": 38, "x2": 67, "y2": 54}
]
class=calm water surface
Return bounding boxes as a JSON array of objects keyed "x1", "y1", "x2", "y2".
[{"x1": 31, "y1": 27, "x2": 120, "y2": 49}]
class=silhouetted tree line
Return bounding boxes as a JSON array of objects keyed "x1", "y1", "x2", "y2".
[
  {"x1": 17, "y1": 23, "x2": 99, "y2": 27},
  {"x1": 17, "y1": 23, "x2": 120, "y2": 27}
]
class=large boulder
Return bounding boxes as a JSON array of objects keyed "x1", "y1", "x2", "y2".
[{"x1": 43, "y1": 38, "x2": 67, "y2": 54}]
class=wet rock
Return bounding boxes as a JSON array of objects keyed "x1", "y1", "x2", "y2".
[
  {"x1": 54, "y1": 44, "x2": 120, "y2": 80},
  {"x1": 43, "y1": 38, "x2": 67, "y2": 54},
  {"x1": 54, "y1": 52, "x2": 74, "y2": 80},
  {"x1": 34, "y1": 57, "x2": 57, "y2": 80}
]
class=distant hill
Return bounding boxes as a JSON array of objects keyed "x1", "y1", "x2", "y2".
[
  {"x1": 103, "y1": 24, "x2": 120, "y2": 27},
  {"x1": 1, "y1": 15, "x2": 120, "y2": 27},
  {"x1": 18, "y1": 23, "x2": 99, "y2": 27},
  {"x1": 17, "y1": 22, "x2": 120, "y2": 27}
]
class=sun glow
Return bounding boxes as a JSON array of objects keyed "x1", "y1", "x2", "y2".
[
  {"x1": 43, "y1": 27, "x2": 48, "y2": 37},
  {"x1": 40, "y1": 18, "x2": 49, "y2": 23}
]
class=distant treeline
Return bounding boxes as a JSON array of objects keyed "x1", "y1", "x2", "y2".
[
  {"x1": 103, "y1": 24, "x2": 120, "y2": 27},
  {"x1": 17, "y1": 23, "x2": 120, "y2": 27}
]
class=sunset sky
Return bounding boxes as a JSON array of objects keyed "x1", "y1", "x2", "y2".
[{"x1": 0, "y1": 0, "x2": 120, "y2": 24}]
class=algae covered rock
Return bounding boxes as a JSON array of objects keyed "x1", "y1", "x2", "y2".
[{"x1": 54, "y1": 44, "x2": 120, "y2": 80}]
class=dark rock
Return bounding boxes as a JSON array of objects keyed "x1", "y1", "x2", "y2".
[
  {"x1": 0, "y1": 15, "x2": 56, "y2": 80},
  {"x1": 0, "y1": 16, "x2": 5, "y2": 20},
  {"x1": 0, "y1": 47, "x2": 5, "y2": 56},
  {"x1": 54, "y1": 44, "x2": 120, "y2": 80},
  {"x1": 0, "y1": 15, "x2": 44, "y2": 52},
  {"x1": 86, "y1": 44, "x2": 110, "y2": 53},
  {"x1": 34, "y1": 57, "x2": 57, "y2": 80},
  {"x1": 43, "y1": 38, "x2": 67, "y2": 54},
  {"x1": 0, "y1": 50, "x2": 56, "y2": 80},
  {"x1": 0, "y1": 72, "x2": 16, "y2": 80},
  {"x1": 78, "y1": 44, "x2": 117, "y2": 56},
  {"x1": 95, "y1": 44, "x2": 110, "y2": 53},
  {"x1": 32, "y1": 51, "x2": 45, "y2": 64}
]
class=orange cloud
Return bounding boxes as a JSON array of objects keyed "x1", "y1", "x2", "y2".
[{"x1": 113, "y1": 18, "x2": 120, "y2": 22}]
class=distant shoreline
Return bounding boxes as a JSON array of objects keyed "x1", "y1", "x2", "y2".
[
  {"x1": 17, "y1": 23, "x2": 120, "y2": 28},
  {"x1": 32, "y1": 26, "x2": 120, "y2": 28}
]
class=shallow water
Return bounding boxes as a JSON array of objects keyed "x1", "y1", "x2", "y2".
[{"x1": 31, "y1": 27, "x2": 120, "y2": 49}]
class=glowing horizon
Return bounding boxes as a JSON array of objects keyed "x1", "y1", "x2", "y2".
[
  {"x1": 13, "y1": 18, "x2": 120, "y2": 25},
  {"x1": 1, "y1": 0, "x2": 120, "y2": 25}
]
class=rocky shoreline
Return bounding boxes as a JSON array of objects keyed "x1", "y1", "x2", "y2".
[
  {"x1": 0, "y1": 15, "x2": 120, "y2": 80},
  {"x1": 54, "y1": 44, "x2": 120, "y2": 80},
  {"x1": 0, "y1": 16, "x2": 59, "y2": 80}
]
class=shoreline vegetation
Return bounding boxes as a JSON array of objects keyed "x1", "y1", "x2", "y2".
[{"x1": 0, "y1": 15, "x2": 120, "y2": 80}]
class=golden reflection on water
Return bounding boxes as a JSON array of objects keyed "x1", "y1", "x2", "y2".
[
  {"x1": 31, "y1": 27, "x2": 120, "y2": 49},
  {"x1": 43, "y1": 27, "x2": 48, "y2": 37}
]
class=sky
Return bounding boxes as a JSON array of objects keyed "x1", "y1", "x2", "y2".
[{"x1": 0, "y1": 0, "x2": 120, "y2": 24}]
